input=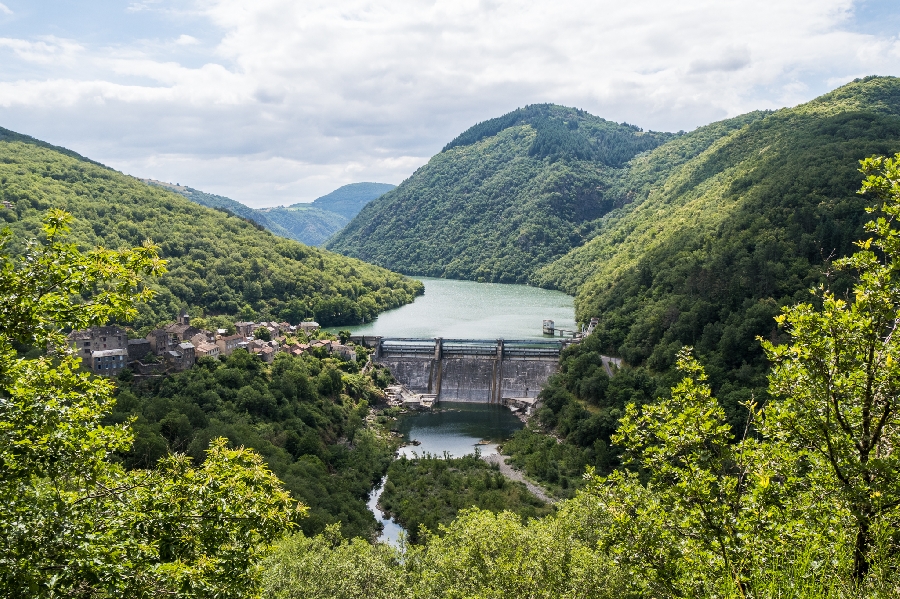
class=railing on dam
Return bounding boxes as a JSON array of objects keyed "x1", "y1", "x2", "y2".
[{"x1": 374, "y1": 338, "x2": 565, "y2": 360}]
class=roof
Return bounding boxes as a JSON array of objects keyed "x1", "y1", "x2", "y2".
[
  {"x1": 221, "y1": 334, "x2": 243, "y2": 342},
  {"x1": 178, "y1": 342, "x2": 194, "y2": 350},
  {"x1": 92, "y1": 349, "x2": 128, "y2": 357},
  {"x1": 235, "y1": 321, "x2": 255, "y2": 327},
  {"x1": 165, "y1": 323, "x2": 193, "y2": 335},
  {"x1": 196, "y1": 341, "x2": 218, "y2": 352},
  {"x1": 300, "y1": 321, "x2": 320, "y2": 328},
  {"x1": 128, "y1": 339, "x2": 150, "y2": 346}
]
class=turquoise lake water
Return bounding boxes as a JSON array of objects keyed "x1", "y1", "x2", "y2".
[{"x1": 333, "y1": 277, "x2": 576, "y2": 340}]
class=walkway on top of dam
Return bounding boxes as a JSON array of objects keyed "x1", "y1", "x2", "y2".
[{"x1": 352, "y1": 337, "x2": 569, "y2": 361}]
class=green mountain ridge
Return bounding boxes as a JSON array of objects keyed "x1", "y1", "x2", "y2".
[
  {"x1": 304, "y1": 182, "x2": 397, "y2": 219},
  {"x1": 501, "y1": 76, "x2": 900, "y2": 492},
  {"x1": 327, "y1": 104, "x2": 675, "y2": 282},
  {"x1": 145, "y1": 180, "x2": 394, "y2": 247},
  {"x1": 0, "y1": 134, "x2": 422, "y2": 328}
]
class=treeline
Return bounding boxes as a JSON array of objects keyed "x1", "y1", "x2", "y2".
[
  {"x1": 111, "y1": 348, "x2": 397, "y2": 539},
  {"x1": 0, "y1": 136, "x2": 423, "y2": 329},
  {"x1": 378, "y1": 452, "x2": 552, "y2": 543},
  {"x1": 443, "y1": 103, "x2": 672, "y2": 166},
  {"x1": 328, "y1": 105, "x2": 672, "y2": 283}
]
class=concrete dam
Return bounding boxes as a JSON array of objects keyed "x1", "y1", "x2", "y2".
[{"x1": 355, "y1": 337, "x2": 566, "y2": 403}]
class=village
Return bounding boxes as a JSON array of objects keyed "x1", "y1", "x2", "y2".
[{"x1": 67, "y1": 310, "x2": 358, "y2": 376}]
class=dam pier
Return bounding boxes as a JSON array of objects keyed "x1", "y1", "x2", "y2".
[{"x1": 352, "y1": 336, "x2": 567, "y2": 405}]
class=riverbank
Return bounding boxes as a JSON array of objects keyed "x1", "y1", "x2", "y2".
[{"x1": 482, "y1": 452, "x2": 556, "y2": 504}]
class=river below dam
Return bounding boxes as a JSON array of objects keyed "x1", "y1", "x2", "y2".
[{"x1": 350, "y1": 277, "x2": 576, "y2": 545}]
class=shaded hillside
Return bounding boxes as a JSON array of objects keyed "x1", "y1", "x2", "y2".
[
  {"x1": 0, "y1": 135, "x2": 423, "y2": 328},
  {"x1": 505, "y1": 76, "x2": 900, "y2": 492},
  {"x1": 327, "y1": 105, "x2": 675, "y2": 283},
  {"x1": 307, "y1": 182, "x2": 396, "y2": 220}
]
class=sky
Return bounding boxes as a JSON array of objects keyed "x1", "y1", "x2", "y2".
[{"x1": 0, "y1": 1, "x2": 899, "y2": 208}]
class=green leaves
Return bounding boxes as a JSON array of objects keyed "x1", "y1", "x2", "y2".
[
  {"x1": 0, "y1": 213, "x2": 299, "y2": 598},
  {"x1": 760, "y1": 152, "x2": 900, "y2": 578}
]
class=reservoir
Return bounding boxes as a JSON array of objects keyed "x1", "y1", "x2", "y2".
[
  {"x1": 336, "y1": 276, "x2": 576, "y2": 340},
  {"x1": 353, "y1": 277, "x2": 575, "y2": 544}
]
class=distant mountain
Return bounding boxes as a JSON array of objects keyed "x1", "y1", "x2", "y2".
[
  {"x1": 257, "y1": 182, "x2": 396, "y2": 246},
  {"x1": 258, "y1": 205, "x2": 350, "y2": 247},
  {"x1": 145, "y1": 180, "x2": 393, "y2": 246},
  {"x1": 1, "y1": 133, "x2": 423, "y2": 328},
  {"x1": 326, "y1": 104, "x2": 675, "y2": 283},
  {"x1": 305, "y1": 182, "x2": 396, "y2": 220}
]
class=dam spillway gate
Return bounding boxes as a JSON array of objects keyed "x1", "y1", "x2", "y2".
[{"x1": 356, "y1": 337, "x2": 566, "y2": 404}]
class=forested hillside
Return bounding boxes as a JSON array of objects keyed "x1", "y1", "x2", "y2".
[
  {"x1": 506, "y1": 76, "x2": 900, "y2": 491},
  {"x1": 147, "y1": 180, "x2": 394, "y2": 247},
  {"x1": 112, "y1": 348, "x2": 396, "y2": 539},
  {"x1": 327, "y1": 105, "x2": 674, "y2": 282},
  {"x1": 0, "y1": 132, "x2": 422, "y2": 328}
]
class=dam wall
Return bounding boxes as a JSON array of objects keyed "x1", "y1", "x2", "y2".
[{"x1": 367, "y1": 338, "x2": 563, "y2": 403}]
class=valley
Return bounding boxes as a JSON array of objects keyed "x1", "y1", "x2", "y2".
[{"x1": 6, "y1": 75, "x2": 900, "y2": 597}]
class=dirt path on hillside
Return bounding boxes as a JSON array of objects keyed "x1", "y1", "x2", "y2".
[{"x1": 482, "y1": 453, "x2": 556, "y2": 504}]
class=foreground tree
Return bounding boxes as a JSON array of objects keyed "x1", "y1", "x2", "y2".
[
  {"x1": 0, "y1": 211, "x2": 301, "y2": 597},
  {"x1": 761, "y1": 153, "x2": 900, "y2": 579}
]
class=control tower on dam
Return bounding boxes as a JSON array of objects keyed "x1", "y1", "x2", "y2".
[{"x1": 356, "y1": 337, "x2": 566, "y2": 404}]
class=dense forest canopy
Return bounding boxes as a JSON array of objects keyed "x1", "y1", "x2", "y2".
[
  {"x1": 0, "y1": 136, "x2": 423, "y2": 328},
  {"x1": 505, "y1": 75, "x2": 900, "y2": 492},
  {"x1": 113, "y1": 348, "x2": 398, "y2": 539},
  {"x1": 327, "y1": 105, "x2": 674, "y2": 283}
]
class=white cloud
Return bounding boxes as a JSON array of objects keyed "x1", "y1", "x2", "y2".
[
  {"x1": 174, "y1": 34, "x2": 200, "y2": 46},
  {"x1": 0, "y1": 3, "x2": 12, "y2": 16},
  {"x1": 0, "y1": 36, "x2": 82, "y2": 65},
  {"x1": 0, "y1": 0, "x2": 898, "y2": 206}
]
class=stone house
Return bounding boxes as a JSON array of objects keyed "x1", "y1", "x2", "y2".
[
  {"x1": 253, "y1": 346, "x2": 275, "y2": 363},
  {"x1": 191, "y1": 331, "x2": 214, "y2": 347},
  {"x1": 332, "y1": 343, "x2": 357, "y2": 362},
  {"x1": 91, "y1": 348, "x2": 129, "y2": 376},
  {"x1": 234, "y1": 321, "x2": 256, "y2": 338},
  {"x1": 195, "y1": 341, "x2": 220, "y2": 360},
  {"x1": 127, "y1": 338, "x2": 153, "y2": 361},
  {"x1": 216, "y1": 334, "x2": 245, "y2": 356},
  {"x1": 68, "y1": 325, "x2": 127, "y2": 370},
  {"x1": 164, "y1": 341, "x2": 195, "y2": 371},
  {"x1": 146, "y1": 328, "x2": 170, "y2": 354},
  {"x1": 299, "y1": 321, "x2": 320, "y2": 333}
]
